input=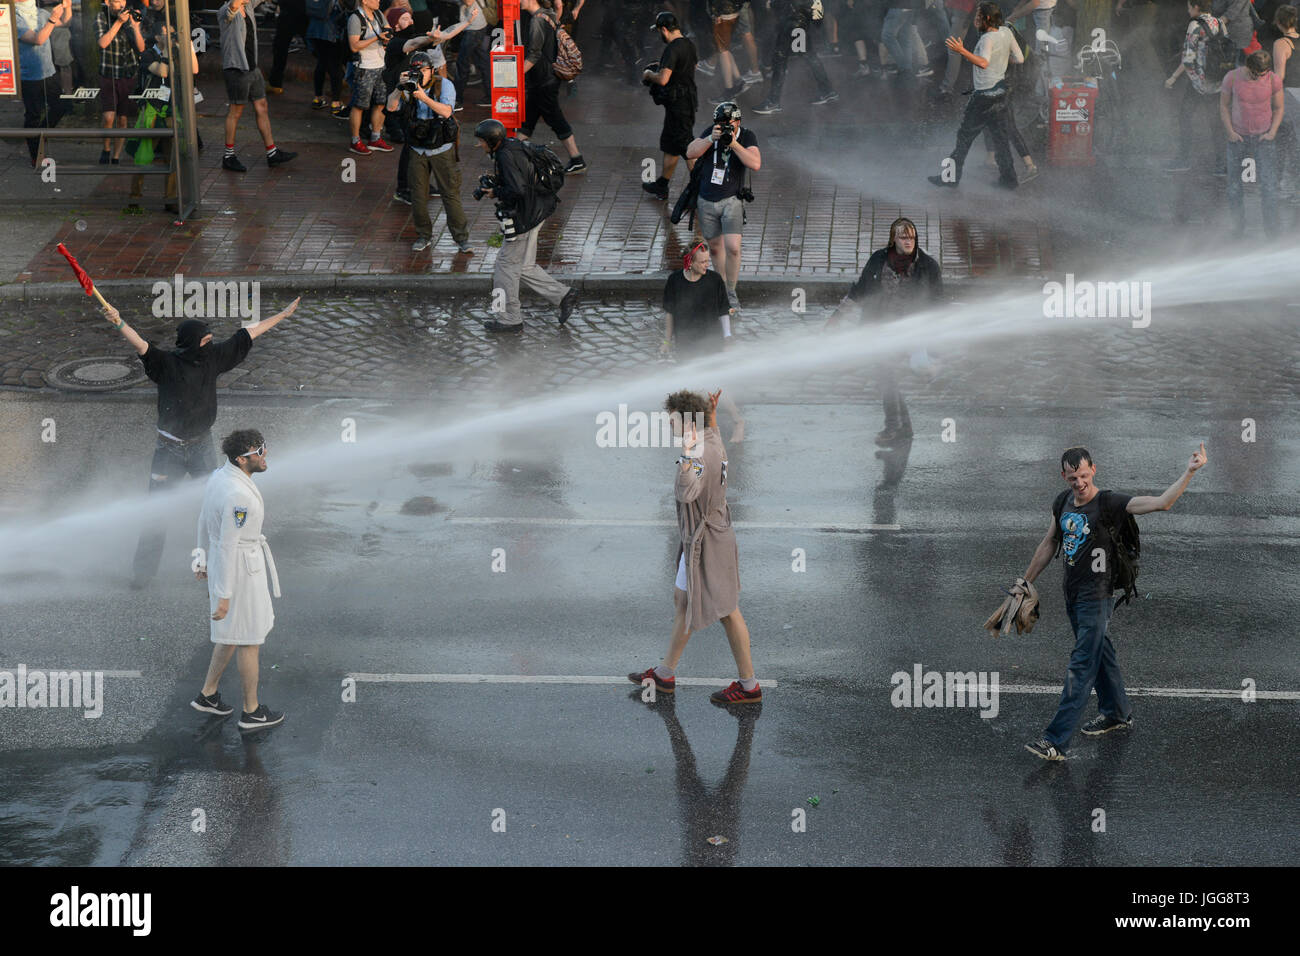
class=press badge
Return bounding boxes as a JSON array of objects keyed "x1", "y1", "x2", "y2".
[{"x1": 710, "y1": 166, "x2": 726, "y2": 185}]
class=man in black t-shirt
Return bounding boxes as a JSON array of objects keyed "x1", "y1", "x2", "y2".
[
  {"x1": 1015, "y1": 443, "x2": 1208, "y2": 761},
  {"x1": 96, "y1": 296, "x2": 300, "y2": 587},
  {"x1": 684, "y1": 101, "x2": 760, "y2": 313},
  {"x1": 642, "y1": 11, "x2": 699, "y2": 201},
  {"x1": 660, "y1": 241, "x2": 745, "y2": 440}
]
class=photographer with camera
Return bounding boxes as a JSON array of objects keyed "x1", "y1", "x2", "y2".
[
  {"x1": 684, "y1": 101, "x2": 760, "y2": 312},
  {"x1": 473, "y1": 118, "x2": 579, "y2": 333},
  {"x1": 642, "y1": 11, "x2": 698, "y2": 201},
  {"x1": 96, "y1": 0, "x2": 146, "y2": 165},
  {"x1": 219, "y1": 0, "x2": 296, "y2": 172},
  {"x1": 387, "y1": 51, "x2": 472, "y2": 253},
  {"x1": 347, "y1": 0, "x2": 396, "y2": 154}
]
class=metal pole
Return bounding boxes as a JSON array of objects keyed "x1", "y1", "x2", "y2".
[{"x1": 170, "y1": 0, "x2": 200, "y2": 218}]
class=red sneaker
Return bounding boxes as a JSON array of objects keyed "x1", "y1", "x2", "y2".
[
  {"x1": 368, "y1": 137, "x2": 394, "y2": 152},
  {"x1": 710, "y1": 681, "x2": 762, "y2": 705},
  {"x1": 628, "y1": 667, "x2": 675, "y2": 694},
  {"x1": 349, "y1": 139, "x2": 370, "y2": 155}
]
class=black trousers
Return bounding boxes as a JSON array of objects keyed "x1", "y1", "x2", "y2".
[
  {"x1": 769, "y1": 17, "x2": 833, "y2": 103},
  {"x1": 269, "y1": 0, "x2": 310, "y2": 87},
  {"x1": 949, "y1": 89, "x2": 1015, "y2": 184},
  {"x1": 132, "y1": 432, "x2": 216, "y2": 584},
  {"x1": 312, "y1": 38, "x2": 347, "y2": 101},
  {"x1": 22, "y1": 75, "x2": 68, "y2": 163}
]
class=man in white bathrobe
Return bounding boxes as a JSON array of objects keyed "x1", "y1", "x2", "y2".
[{"x1": 191, "y1": 428, "x2": 284, "y2": 730}]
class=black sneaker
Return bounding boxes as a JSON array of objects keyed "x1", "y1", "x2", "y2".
[
  {"x1": 642, "y1": 179, "x2": 669, "y2": 200},
  {"x1": 927, "y1": 173, "x2": 957, "y2": 187},
  {"x1": 483, "y1": 319, "x2": 524, "y2": 333},
  {"x1": 332, "y1": 104, "x2": 350, "y2": 119},
  {"x1": 394, "y1": 189, "x2": 412, "y2": 205},
  {"x1": 565, "y1": 157, "x2": 588, "y2": 174},
  {"x1": 237, "y1": 704, "x2": 284, "y2": 731},
  {"x1": 99, "y1": 150, "x2": 111, "y2": 165},
  {"x1": 191, "y1": 691, "x2": 234, "y2": 716},
  {"x1": 811, "y1": 91, "x2": 840, "y2": 106},
  {"x1": 267, "y1": 149, "x2": 297, "y2": 167},
  {"x1": 753, "y1": 100, "x2": 782, "y2": 115},
  {"x1": 559, "y1": 289, "x2": 578, "y2": 326},
  {"x1": 1025, "y1": 738, "x2": 1065, "y2": 761},
  {"x1": 1081, "y1": 713, "x2": 1133, "y2": 736},
  {"x1": 222, "y1": 154, "x2": 248, "y2": 173},
  {"x1": 875, "y1": 426, "x2": 913, "y2": 446}
]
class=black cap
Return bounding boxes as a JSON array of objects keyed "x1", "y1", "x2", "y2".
[{"x1": 651, "y1": 11, "x2": 678, "y2": 31}]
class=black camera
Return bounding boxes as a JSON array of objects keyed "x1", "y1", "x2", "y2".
[
  {"x1": 737, "y1": 186, "x2": 754, "y2": 203},
  {"x1": 128, "y1": 7, "x2": 144, "y2": 20},
  {"x1": 398, "y1": 70, "x2": 420, "y2": 93},
  {"x1": 472, "y1": 174, "x2": 497, "y2": 201},
  {"x1": 379, "y1": 27, "x2": 395, "y2": 42},
  {"x1": 717, "y1": 126, "x2": 734, "y2": 148}
]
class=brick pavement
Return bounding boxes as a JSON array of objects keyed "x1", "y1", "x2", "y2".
[{"x1": 4, "y1": 40, "x2": 1059, "y2": 286}]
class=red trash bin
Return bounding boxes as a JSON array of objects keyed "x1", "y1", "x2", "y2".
[{"x1": 1048, "y1": 82, "x2": 1098, "y2": 166}]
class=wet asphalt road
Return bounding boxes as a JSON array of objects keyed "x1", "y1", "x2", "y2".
[{"x1": 1, "y1": 377, "x2": 1296, "y2": 866}]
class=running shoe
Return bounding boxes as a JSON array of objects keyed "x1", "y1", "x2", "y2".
[
  {"x1": 368, "y1": 137, "x2": 394, "y2": 152},
  {"x1": 752, "y1": 100, "x2": 782, "y2": 114},
  {"x1": 696, "y1": 60, "x2": 717, "y2": 77},
  {"x1": 710, "y1": 681, "x2": 762, "y2": 705},
  {"x1": 191, "y1": 692, "x2": 234, "y2": 716},
  {"x1": 565, "y1": 157, "x2": 588, "y2": 174},
  {"x1": 412, "y1": 237, "x2": 432, "y2": 252},
  {"x1": 332, "y1": 104, "x2": 350, "y2": 119},
  {"x1": 238, "y1": 705, "x2": 284, "y2": 731},
  {"x1": 629, "y1": 667, "x2": 676, "y2": 694},
  {"x1": 1025, "y1": 738, "x2": 1065, "y2": 761},
  {"x1": 350, "y1": 139, "x2": 371, "y2": 155},
  {"x1": 1081, "y1": 713, "x2": 1134, "y2": 736},
  {"x1": 811, "y1": 91, "x2": 839, "y2": 105},
  {"x1": 853, "y1": 62, "x2": 872, "y2": 77}
]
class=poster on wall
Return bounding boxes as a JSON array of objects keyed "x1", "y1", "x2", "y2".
[{"x1": 0, "y1": 4, "x2": 19, "y2": 96}]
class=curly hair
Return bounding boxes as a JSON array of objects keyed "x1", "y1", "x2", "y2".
[
  {"x1": 221, "y1": 428, "x2": 265, "y2": 464},
  {"x1": 977, "y1": 2, "x2": 1004, "y2": 29}
]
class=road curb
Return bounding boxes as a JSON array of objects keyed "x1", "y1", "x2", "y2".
[{"x1": 0, "y1": 272, "x2": 1036, "y2": 304}]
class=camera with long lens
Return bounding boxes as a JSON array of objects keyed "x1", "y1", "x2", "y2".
[
  {"x1": 472, "y1": 174, "x2": 497, "y2": 201},
  {"x1": 717, "y1": 126, "x2": 734, "y2": 148},
  {"x1": 397, "y1": 69, "x2": 420, "y2": 93}
]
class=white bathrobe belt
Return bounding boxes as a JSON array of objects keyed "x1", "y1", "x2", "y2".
[{"x1": 235, "y1": 535, "x2": 281, "y2": 598}]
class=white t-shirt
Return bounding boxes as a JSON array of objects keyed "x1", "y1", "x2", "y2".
[
  {"x1": 349, "y1": 7, "x2": 387, "y2": 70},
  {"x1": 973, "y1": 25, "x2": 1023, "y2": 91}
]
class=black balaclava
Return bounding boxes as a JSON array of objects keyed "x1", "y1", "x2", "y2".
[{"x1": 174, "y1": 320, "x2": 211, "y2": 363}]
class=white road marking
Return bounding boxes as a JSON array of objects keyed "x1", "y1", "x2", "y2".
[
  {"x1": 444, "y1": 516, "x2": 901, "y2": 532},
  {"x1": 0, "y1": 668, "x2": 143, "y2": 678},
  {"x1": 349, "y1": 673, "x2": 778, "y2": 688},
  {"x1": 346, "y1": 674, "x2": 1298, "y2": 700}
]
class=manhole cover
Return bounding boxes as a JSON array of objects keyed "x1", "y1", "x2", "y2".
[{"x1": 46, "y1": 356, "x2": 148, "y2": 392}]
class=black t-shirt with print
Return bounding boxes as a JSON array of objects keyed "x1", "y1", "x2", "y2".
[
  {"x1": 1053, "y1": 489, "x2": 1133, "y2": 603},
  {"x1": 664, "y1": 270, "x2": 730, "y2": 354},
  {"x1": 696, "y1": 125, "x2": 757, "y2": 202}
]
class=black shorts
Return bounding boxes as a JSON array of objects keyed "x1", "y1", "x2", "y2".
[{"x1": 660, "y1": 102, "x2": 696, "y2": 158}]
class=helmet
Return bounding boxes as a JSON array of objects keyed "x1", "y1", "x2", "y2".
[
  {"x1": 473, "y1": 118, "x2": 507, "y2": 149},
  {"x1": 408, "y1": 51, "x2": 436, "y2": 71},
  {"x1": 714, "y1": 101, "x2": 741, "y2": 125}
]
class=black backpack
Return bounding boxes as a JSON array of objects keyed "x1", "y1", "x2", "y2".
[
  {"x1": 1052, "y1": 489, "x2": 1141, "y2": 608},
  {"x1": 520, "y1": 140, "x2": 566, "y2": 196},
  {"x1": 1199, "y1": 16, "x2": 1237, "y2": 86}
]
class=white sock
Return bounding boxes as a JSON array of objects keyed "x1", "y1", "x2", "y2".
[
  {"x1": 654, "y1": 665, "x2": 674, "y2": 680},
  {"x1": 740, "y1": 676, "x2": 758, "y2": 691}
]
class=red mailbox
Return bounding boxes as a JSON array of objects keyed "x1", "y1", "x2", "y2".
[{"x1": 492, "y1": 0, "x2": 524, "y2": 132}]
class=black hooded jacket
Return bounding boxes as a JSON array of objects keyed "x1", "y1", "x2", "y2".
[
  {"x1": 846, "y1": 246, "x2": 943, "y2": 316},
  {"x1": 492, "y1": 138, "x2": 558, "y2": 235},
  {"x1": 139, "y1": 322, "x2": 252, "y2": 439}
]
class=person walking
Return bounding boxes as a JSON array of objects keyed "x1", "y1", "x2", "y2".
[
  {"x1": 192, "y1": 428, "x2": 285, "y2": 731},
  {"x1": 1016, "y1": 444, "x2": 1208, "y2": 760},
  {"x1": 629, "y1": 388, "x2": 762, "y2": 707},
  {"x1": 642, "y1": 10, "x2": 699, "y2": 200}
]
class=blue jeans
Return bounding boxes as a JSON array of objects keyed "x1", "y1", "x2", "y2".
[
  {"x1": 883, "y1": 9, "x2": 915, "y2": 74},
  {"x1": 1043, "y1": 595, "x2": 1132, "y2": 750},
  {"x1": 1226, "y1": 135, "x2": 1280, "y2": 236}
]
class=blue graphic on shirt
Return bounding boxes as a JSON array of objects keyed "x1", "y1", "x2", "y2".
[{"x1": 1059, "y1": 511, "x2": 1090, "y2": 565}]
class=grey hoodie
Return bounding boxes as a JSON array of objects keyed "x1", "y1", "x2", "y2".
[
  {"x1": 218, "y1": 0, "x2": 261, "y2": 72},
  {"x1": 1213, "y1": 0, "x2": 1259, "y2": 53}
]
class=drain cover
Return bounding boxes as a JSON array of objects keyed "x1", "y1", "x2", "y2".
[{"x1": 46, "y1": 356, "x2": 148, "y2": 392}]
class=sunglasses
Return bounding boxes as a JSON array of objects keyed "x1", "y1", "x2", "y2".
[{"x1": 241, "y1": 443, "x2": 266, "y2": 458}]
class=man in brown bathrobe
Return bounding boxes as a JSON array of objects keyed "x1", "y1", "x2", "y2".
[{"x1": 630, "y1": 389, "x2": 762, "y2": 706}]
